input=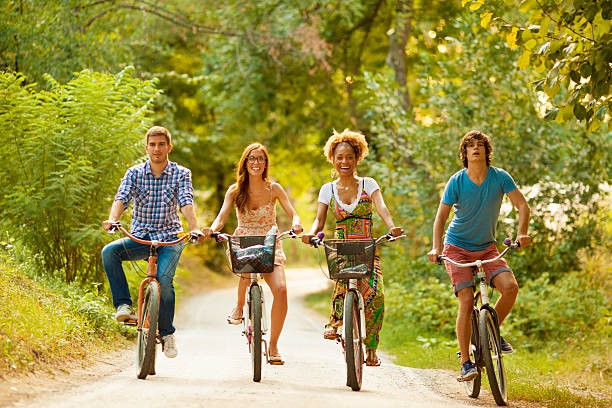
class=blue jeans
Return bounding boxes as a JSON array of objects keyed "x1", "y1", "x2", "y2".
[{"x1": 101, "y1": 237, "x2": 184, "y2": 336}]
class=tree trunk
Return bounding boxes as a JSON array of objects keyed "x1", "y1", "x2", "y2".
[{"x1": 386, "y1": 0, "x2": 413, "y2": 110}]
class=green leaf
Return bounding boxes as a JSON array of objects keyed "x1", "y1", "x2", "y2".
[
  {"x1": 543, "y1": 107, "x2": 558, "y2": 120},
  {"x1": 580, "y1": 63, "x2": 593, "y2": 77},
  {"x1": 569, "y1": 70, "x2": 581, "y2": 83},
  {"x1": 595, "y1": 104, "x2": 608, "y2": 120},
  {"x1": 573, "y1": 103, "x2": 587, "y2": 120}
]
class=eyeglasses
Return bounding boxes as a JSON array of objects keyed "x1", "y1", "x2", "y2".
[{"x1": 247, "y1": 156, "x2": 267, "y2": 164}]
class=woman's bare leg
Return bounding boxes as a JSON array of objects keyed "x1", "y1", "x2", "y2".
[{"x1": 263, "y1": 264, "x2": 288, "y2": 356}]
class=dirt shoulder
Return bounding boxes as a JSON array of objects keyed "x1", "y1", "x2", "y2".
[{"x1": 0, "y1": 344, "x2": 133, "y2": 407}]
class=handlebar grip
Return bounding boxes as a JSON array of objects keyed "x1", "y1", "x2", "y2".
[
  {"x1": 503, "y1": 237, "x2": 520, "y2": 249},
  {"x1": 436, "y1": 255, "x2": 443, "y2": 265},
  {"x1": 210, "y1": 232, "x2": 227, "y2": 243},
  {"x1": 188, "y1": 232, "x2": 202, "y2": 244},
  {"x1": 309, "y1": 231, "x2": 325, "y2": 247}
]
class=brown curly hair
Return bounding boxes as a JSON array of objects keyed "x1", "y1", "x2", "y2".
[
  {"x1": 323, "y1": 129, "x2": 369, "y2": 164},
  {"x1": 459, "y1": 130, "x2": 493, "y2": 168}
]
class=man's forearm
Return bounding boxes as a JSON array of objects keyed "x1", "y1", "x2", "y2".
[
  {"x1": 108, "y1": 201, "x2": 125, "y2": 221},
  {"x1": 180, "y1": 204, "x2": 200, "y2": 231}
]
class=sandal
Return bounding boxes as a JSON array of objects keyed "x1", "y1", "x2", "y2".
[
  {"x1": 226, "y1": 308, "x2": 243, "y2": 325},
  {"x1": 269, "y1": 354, "x2": 285, "y2": 365},
  {"x1": 366, "y1": 350, "x2": 381, "y2": 366},
  {"x1": 323, "y1": 327, "x2": 337, "y2": 340}
]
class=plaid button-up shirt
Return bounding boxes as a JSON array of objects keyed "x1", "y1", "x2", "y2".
[{"x1": 114, "y1": 161, "x2": 194, "y2": 241}]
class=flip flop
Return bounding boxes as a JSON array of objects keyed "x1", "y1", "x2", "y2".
[
  {"x1": 226, "y1": 315, "x2": 243, "y2": 325},
  {"x1": 323, "y1": 328, "x2": 337, "y2": 340},
  {"x1": 269, "y1": 354, "x2": 285, "y2": 365},
  {"x1": 366, "y1": 357, "x2": 381, "y2": 366}
]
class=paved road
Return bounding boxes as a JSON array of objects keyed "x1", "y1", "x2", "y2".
[{"x1": 16, "y1": 267, "x2": 476, "y2": 408}]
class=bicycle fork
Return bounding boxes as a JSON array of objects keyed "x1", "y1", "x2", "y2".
[
  {"x1": 342, "y1": 280, "x2": 366, "y2": 345},
  {"x1": 243, "y1": 280, "x2": 268, "y2": 337},
  {"x1": 476, "y1": 265, "x2": 501, "y2": 341}
]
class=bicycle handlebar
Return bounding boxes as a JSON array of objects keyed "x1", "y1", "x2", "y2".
[
  {"x1": 210, "y1": 229, "x2": 300, "y2": 243},
  {"x1": 109, "y1": 222, "x2": 199, "y2": 246},
  {"x1": 436, "y1": 238, "x2": 519, "y2": 266},
  {"x1": 309, "y1": 232, "x2": 406, "y2": 248}
]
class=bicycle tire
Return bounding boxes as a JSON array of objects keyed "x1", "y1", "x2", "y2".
[
  {"x1": 464, "y1": 307, "x2": 481, "y2": 398},
  {"x1": 479, "y1": 308, "x2": 507, "y2": 406},
  {"x1": 344, "y1": 290, "x2": 363, "y2": 391},
  {"x1": 137, "y1": 281, "x2": 159, "y2": 380},
  {"x1": 249, "y1": 284, "x2": 262, "y2": 382}
]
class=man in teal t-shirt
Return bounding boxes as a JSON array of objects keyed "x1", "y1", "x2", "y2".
[{"x1": 427, "y1": 130, "x2": 531, "y2": 382}]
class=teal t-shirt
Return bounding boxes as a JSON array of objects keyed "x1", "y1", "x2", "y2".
[{"x1": 442, "y1": 166, "x2": 517, "y2": 251}]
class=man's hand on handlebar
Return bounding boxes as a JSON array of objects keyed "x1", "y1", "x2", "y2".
[
  {"x1": 427, "y1": 248, "x2": 441, "y2": 263},
  {"x1": 102, "y1": 220, "x2": 119, "y2": 232},
  {"x1": 388, "y1": 226, "x2": 404, "y2": 237},
  {"x1": 516, "y1": 234, "x2": 531, "y2": 249}
]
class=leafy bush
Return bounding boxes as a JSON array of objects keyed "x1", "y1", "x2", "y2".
[
  {"x1": 0, "y1": 68, "x2": 160, "y2": 284},
  {"x1": 509, "y1": 271, "x2": 610, "y2": 350}
]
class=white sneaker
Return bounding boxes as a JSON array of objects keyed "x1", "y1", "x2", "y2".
[
  {"x1": 162, "y1": 334, "x2": 178, "y2": 358},
  {"x1": 115, "y1": 304, "x2": 136, "y2": 323}
]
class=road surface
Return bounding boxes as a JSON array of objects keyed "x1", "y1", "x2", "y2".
[{"x1": 10, "y1": 267, "x2": 482, "y2": 408}]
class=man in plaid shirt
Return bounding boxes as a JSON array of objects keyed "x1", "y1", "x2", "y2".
[{"x1": 101, "y1": 126, "x2": 203, "y2": 359}]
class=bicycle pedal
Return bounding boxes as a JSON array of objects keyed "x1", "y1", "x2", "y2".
[
  {"x1": 123, "y1": 318, "x2": 137, "y2": 326},
  {"x1": 456, "y1": 372, "x2": 479, "y2": 382}
]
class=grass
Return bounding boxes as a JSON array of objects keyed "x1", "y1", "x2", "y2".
[
  {"x1": 0, "y1": 249, "x2": 129, "y2": 375},
  {"x1": 0, "y1": 243, "x2": 223, "y2": 377},
  {"x1": 304, "y1": 287, "x2": 611, "y2": 408}
]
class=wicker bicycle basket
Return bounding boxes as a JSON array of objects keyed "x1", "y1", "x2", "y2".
[
  {"x1": 322, "y1": 239, "x2": 375, "y2": 280},
  {"x1": 227, "y1": 235, "x2": 276, "y2": 274}
]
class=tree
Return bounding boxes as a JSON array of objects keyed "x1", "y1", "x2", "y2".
[
  {"x1": 462, "y1": 0, "x2": 611, "y2": 130},
  {"x1": 0, "y1": 68, "x2": 160, "y2": 283}
]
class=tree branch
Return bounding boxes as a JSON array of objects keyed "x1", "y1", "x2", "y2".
[{"x1": 75, "y1": 1, "x2": 246, "y2": 38}]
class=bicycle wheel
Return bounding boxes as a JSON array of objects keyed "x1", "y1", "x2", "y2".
[
  {"x1": 479, "y1": 308, "x2": 507, "y2": 406},
  {"x1": 137, "y1": 281, "x2": 159, "y2": 380},
  {"x1": 249, "y1": 284, "x2": 262, "y2": 382},
  {"x1": 344, "y1": 290, "x2": 363, "y2": 391},
  {"x1": 464, "y1": 307, "x2": 482, "y2": 398}
]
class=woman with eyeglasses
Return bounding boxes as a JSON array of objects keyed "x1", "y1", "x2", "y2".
[{"x1": 202, "y1": 143, "x2": 302, "y2": 365}]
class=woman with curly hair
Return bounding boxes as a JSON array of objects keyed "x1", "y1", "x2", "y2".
[
  {"x1": 203, "y1": 143, "x2": 303, "y2": 365},
  {"x1": 302, "y1": 129, "x2": 403, "y2": 366}
]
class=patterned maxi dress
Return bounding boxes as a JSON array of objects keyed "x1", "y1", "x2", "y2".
[
  {"x1": 233, "y1": 200, "x2": 286, "y2": 267},
  {"x1": 325, "y1": 183, "x2": 384, "y2": 351}
]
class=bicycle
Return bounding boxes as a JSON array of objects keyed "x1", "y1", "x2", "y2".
[
  {"x1": 310, "y1": 232, "x2": 404, "y2": 391},
  {"x1": 437, "y1": 238, "x2": 519, "y2": 406},
  {"x1": 212, "y1": 228, "x2": 298, "y2": 382},
  {"x1": 108, "y1": 222, "x2": 199, "y2": 380}
]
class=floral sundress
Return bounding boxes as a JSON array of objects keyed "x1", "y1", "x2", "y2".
[{"x1": 234, "y1": 201, "x2": 286, "y2": 266}]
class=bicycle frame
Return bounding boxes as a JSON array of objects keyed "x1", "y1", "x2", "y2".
[{"x1": 344, "y1": 280, "x2": 366, "y2": 344}]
